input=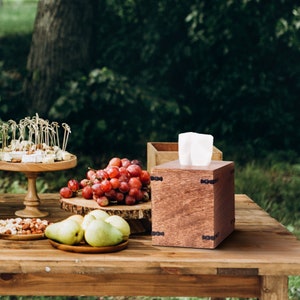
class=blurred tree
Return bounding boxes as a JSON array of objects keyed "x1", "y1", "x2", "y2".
[
  {"x1": 23, "y1": 0, "x2": 98, "y2": 116},
  {"x1": 9, "y1": 0, "x2": 298, "y2": 163},
  {"x1": 94, "y1": 0, "x2": 300, "y2": 160}
]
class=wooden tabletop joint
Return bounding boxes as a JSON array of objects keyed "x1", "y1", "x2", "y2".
[{"x1": 217, "y1": 268, "x2": 259, "y2": 276}]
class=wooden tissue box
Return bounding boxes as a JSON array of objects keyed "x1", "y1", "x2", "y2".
[
  {"x1": 151, "y1": 160, "x2": 235, "y2": 249},
  {"x1": 147, "y1": 142, "x2": 223, "y2": 172}
]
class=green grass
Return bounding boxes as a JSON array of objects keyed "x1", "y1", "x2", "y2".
[
  {"x1": 289, "y1": 276, "x2": 300, "y2": 299},
  {"x1": 235, "y1": 160, "x2": 300, "y2": 238},
  {"x1": 235, "y1": 160, "x2": 300, "y2": 300},
  {"x1": 0, "y1": 0, "x2": 38, "y2": 37}
]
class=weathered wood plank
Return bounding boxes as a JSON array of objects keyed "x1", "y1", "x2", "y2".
[
  {"x1": 0, "y1": 193, "x2": 298, "y2": 299},
  {"x1": 0, "y1": 195, "x2": 299, "y2": 275},
  {"x1": 0, "y1": 193, "x2": 72, "y2": 222},
  {"x1": 260, "y1": 276, "x2": 288, "y2": 300},
  {"x1": 0, "y1": 273, "x2": 260, "y2": 298}
]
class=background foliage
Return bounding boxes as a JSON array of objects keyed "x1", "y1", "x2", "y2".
[
  {"x1": 0, "y1": 1, "x2": 300, "y2": 299},
  {"x1": 1, "y1": 0, "x2": 300, "y2": 228},
  {"x1": 1, "y1": 0, "x2": 300, "y2": 164},
  {"x1": 93, "y1": 0, "x2": 300, "y2": 162}
]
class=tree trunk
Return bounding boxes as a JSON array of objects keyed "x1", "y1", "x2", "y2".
[{"x1": 24, "y1": 0, "x2": 97, "y2": 116}]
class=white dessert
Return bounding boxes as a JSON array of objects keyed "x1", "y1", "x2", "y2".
[
  {"x1": 21, "y1": 150, "x2": 44, "y2": 163},
  {"x1": 42, "y1": 154, "x2": 56, "y2": 163},
  {"x1": 0, "y1": 114, "x2": 73, "y2": 163},
  {"x1": 55, "y1": 149, "x2": 72, "y2": 161},
  {"x1": 2, "y1": 151, "x2": 27, "y2": 162}
]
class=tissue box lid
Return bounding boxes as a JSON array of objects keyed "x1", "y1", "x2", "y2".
[{"x1": 150, "y1": 160, "x2": 235, "y2": 249}]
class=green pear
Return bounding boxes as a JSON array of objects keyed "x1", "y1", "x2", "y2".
[
  {"x1": 88, "y1": 209, "x2": 110, "y2": 221},
  {"x1": 84, "y1": 219, "x2": 123, "y2": 247},
  {"x1": 67, "y1": 214, "x2": 84, "y2": 225},
  {"x1": 81, "y1": 214, "x2": 96, "y2": 231},
  {"x1": 45, "y1": 219, "x2": 84, "y2": 245},
  {"x1": 105, "y1": 215, "x2": 131, "y2": 240}
]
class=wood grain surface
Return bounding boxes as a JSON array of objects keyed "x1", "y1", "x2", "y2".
[
  {"x1": 48, "y1": 239, "x2": 129, "y2": 253},
  {"x1": 60, "y1": 196, "x2": 151, "y2": 219},
  {"x1": 0, "y1": 193, "x2": 298, "y2": 299},
  {"x1": 59, "y1": 197, "x2": 152, "y2": 233},
  {"x1": 151, "y1": 160, "x2": 234, "y2": 249}
]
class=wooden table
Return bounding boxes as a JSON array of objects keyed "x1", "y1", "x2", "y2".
[{"x1": 0, "y1": 193, "x2": 299, "y2": 300}]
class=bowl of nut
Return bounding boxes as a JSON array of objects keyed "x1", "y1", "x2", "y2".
[{"x1": 0, "y1": 217, "x2": 50, "y2": 240}]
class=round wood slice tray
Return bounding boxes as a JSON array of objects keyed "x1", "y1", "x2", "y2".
[
  {"x1": 60, "y1": 197, "x2": 152, "y2": 234},
  {"x1": 48, "y1": 239, "x2": 128, "y2": 253},
  {"x1": 60, "y1": 196, "x2": 151, "y2": 220},
  {"x1": 0, "y1": 233, "x2": 45, "y2": 241},
  {"x1": 0, "y1": 155, "x2": 77, "y2": 172}
]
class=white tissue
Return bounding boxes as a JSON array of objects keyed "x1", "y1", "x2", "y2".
[{"x1": 178, "y1": 132, "x2": 213, "y2": 166}]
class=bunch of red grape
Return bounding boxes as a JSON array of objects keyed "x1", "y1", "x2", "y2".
[{"x1": 59, "y1": 157, "x2": 151, "y2": 206}]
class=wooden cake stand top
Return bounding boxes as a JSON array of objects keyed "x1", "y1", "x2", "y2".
[{"x1": 0, "y1": 155, "x2": 77, "y2": 173}]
